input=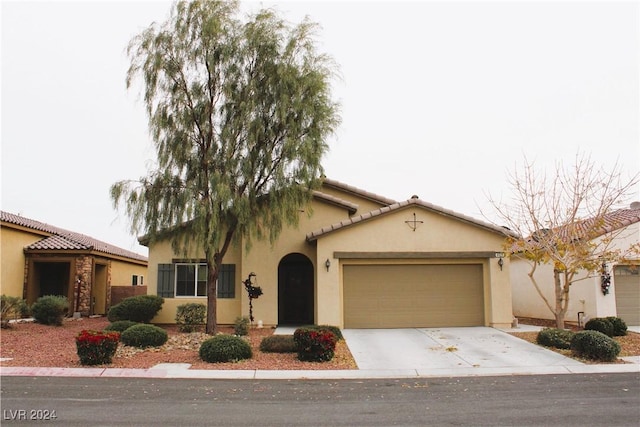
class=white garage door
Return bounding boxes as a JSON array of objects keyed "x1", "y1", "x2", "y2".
[
  {"x1": 614, "y1": 266, "x2": 640, "y2": 326},
  {"x1": 343, "y1": 264, "x2": 484, "y2": 328}
]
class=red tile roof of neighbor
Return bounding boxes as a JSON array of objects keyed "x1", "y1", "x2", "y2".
[
  {"x1": 513, "y1": 203, "x2": 640, "y2": 252},
  {"x1": 569, "y1": 205, "x2": 640, "y2": 239},
  {"x1": 1, "y1": 211, "x2": 148, "y2": 262}
]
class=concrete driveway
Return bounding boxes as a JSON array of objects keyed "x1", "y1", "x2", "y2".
[{"x1": 342, "y1": 327, "x2": 583, "y2": 370}]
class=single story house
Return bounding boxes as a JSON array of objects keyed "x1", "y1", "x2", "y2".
[
  {"x1": 1, "y1": 211, "x2": 148, "y2": 315},
  {"x1": 145, "y1": 178, "x2": 517, "y2": 328},
  {"x1": 511, "y1": 202, "x2": 640, "y2": 326}
]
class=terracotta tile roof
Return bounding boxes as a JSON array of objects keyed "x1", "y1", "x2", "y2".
[
  {"x1": 511, "y1": 203, "x2": 640, "y2": 253},
  {"x1": 1, "y1": 211, "x2": 148, "y2": 262},
  {"x1": 26, "y1": 235, "x2": 92, "y2": 251},
  {"x1": 306, "y1": 197, "x2": 519, "y2": 242},
  {"x1": 322, "y1": 178, "x2": 397, "y2": 206},
  {"x1": 566, "y1": 206, "x2": 640, "y2": 239},
  {"x1": 312, "y1": 190, "x2": 359, "y2": 214}
]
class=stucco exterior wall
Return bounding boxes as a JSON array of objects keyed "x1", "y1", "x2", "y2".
[
  {"x1": 147, "y1": 235, "x2": 244, "y2": 324},
  {"x1": 511, "y1": 258, "x2": 616, "y2": 324},
  {"x1": 314, "y1": 207, "x2": 512, "y2": 328},
  {"x1": 510, "y1": 222, "x2": 638, "y2": 323},
  {"x1": 1, "y1": 226, "x2": 44, "y2": 297},
  {"x1": 110, "y1": 259, "x2": 147, "y2": 287},
  {"x1": 144, "y1": 193, "x2": 514, "y2": 328}
]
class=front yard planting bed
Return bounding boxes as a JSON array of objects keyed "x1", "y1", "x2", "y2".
[
  {"x1": 0, "y1": 317, "x2": 356, "y2": 370},
  {"x1": 510, "y1": 318, "x2": 640, "y2": 364}
]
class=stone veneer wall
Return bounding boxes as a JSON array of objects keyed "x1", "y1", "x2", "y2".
[{"x1": 74, "y1": 256, "x2": 93, "y2": 315}]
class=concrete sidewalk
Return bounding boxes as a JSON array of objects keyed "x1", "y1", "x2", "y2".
[{"x1": 1, "y1": 362, "x2": 637, "y2": 380}]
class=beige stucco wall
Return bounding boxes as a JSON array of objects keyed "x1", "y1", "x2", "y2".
[
  {"x1": 147, "y1": 236, "x2": 244, "y2": 324},
  {"x1": 1, "y1": 226, "x2": 45, "y2": 297},
  {"x1": 145, "y1": 196, "x2": 514, "y2": 328},
  {"x1": 314, "y1": 207, "x2": 513, "y2": 328},
  {"x1": 148, "y1": 199, "x2": 350, "y2": 325},
  {"x1": 510, "y1": 222, "x2": 639, "y2": 323},
  {"x1": 110, "y1": 259, "x2": 147, "y2": 287}
]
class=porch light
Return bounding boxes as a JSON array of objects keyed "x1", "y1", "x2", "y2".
[
  {"x1": 325, "y1": 259, "x2": 331, "y2": 272},
  {"x1": 495, "y1": 252, "x2": 505, "y2": 271}
]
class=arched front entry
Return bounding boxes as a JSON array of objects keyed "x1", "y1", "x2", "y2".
[{"x1": 278, "y1": 253, "x2": 314, "y2": 325}]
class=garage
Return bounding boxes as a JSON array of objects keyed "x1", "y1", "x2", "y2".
[
  {"x1": 614, "y1": 265, "x2": 640, "y2": 326},
  {"x1": 343, "y1": 264, "x2": 484, "y2": 328}
]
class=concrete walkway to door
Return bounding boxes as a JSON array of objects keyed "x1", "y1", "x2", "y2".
[{"x1": 342, "y1": 327, "x2": 584, "y2": 371}]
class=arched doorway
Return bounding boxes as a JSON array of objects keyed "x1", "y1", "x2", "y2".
[{"x1": 278, "y1": 253, "x2": 314, "y2": 325}]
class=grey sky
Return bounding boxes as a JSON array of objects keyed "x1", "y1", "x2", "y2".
[{"x1": 2, "y1": 1, "x2": 638, "y2": 256}]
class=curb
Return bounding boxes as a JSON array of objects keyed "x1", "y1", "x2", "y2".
[{"x1": 1, "y1": 363, "x2": 638, "y2": 380}]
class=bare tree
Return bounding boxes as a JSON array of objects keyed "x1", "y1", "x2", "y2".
[{"x1": 487, "y1": 153, "x2": 639, "y2": 328}]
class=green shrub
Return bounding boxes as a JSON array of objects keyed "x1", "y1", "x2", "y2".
[
  {"x1": 175, "y1": 303, "x2": 206, "y2": 332},
  {"x1": 199, "y1": 335, "x2": 252, "y2": 363},
  {"x1": 104, "y1": 320, "x2": 139, "y2": 333},
  {"x1": 76, "y1": 330, "x2": 120, "y2": 365},
  {"x1": 606, "y1": 316, "x2": 628, "y2": 337},
  {"x1": 301, "y1": 324, "x2": 343, "y2": 340},
  {"x1": 570, "y1": 330, "x2": 621, "y2": 362},
  {"x1": 584, "y1": 318, "x2": 614, "y2": 337},
  {"x1": 259, "y1": 335, "x2": 298, "y2": 353},
  {"x1": 293, "y1": 327, "x2": 337, "y2": 362},
  {"x1": 234, "y1": 316, "x2": 250, "y2": 336},
  {"x1": 536, "y1": 328, "x2": 574, "y2": 349},
  {"x1": 120, "y1": 324, "x2": 168, "y2": 348},
  {"x1": 31, "y1": 295, "x2": 68, "y2": 326},
  {"x1": 107, "y1": 295, "x2": 164, "y2": 323},
  {"x1": 1, "y1": 295, "x2": 27, "y2": 329}
]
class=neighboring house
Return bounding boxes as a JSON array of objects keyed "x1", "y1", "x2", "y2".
[
  {"x1": 1, "y1": 211, "x2": 148, "y2": 315},
  {"x1": 144, "y1": 178, "x2": 517, "y2": 328},
  {"x1": 511, "y1": 202, "x2": 640, "y2": 326}
]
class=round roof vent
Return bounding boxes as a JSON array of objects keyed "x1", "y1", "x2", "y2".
[
  {"x1": 631, "y1": 201, "x2": 640, "y2": 209},
  {"x1": 411, "y1": 195, "x2": 419, "y2": 199}
]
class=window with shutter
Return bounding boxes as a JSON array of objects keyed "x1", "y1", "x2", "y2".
[{"x1": 157, "y1": 264, "x2": 175, "y2": 298}]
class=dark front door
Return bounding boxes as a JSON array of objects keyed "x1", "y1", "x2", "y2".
[
  {"x1": 278, "y1": 253, "x2": 314, "y2": 325},
  {"x1": 36, "y1": 262, "x2": 70, "y2": 297}
]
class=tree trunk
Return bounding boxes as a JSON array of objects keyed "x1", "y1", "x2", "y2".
[
  {"x1": 554, "y1": 269, "x2": 566, "y2": 329},
  {"x1": 205, "y1": 254, "x2": 222, "y2": 335}
]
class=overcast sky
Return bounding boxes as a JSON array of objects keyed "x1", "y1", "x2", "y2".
[{"x1": 2, "y1": 1, "x2": 638, "y2": 257}]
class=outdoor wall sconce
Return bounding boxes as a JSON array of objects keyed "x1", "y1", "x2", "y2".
[
  {"x1": 601, "y1": 263, "x2": 611, "y2": 295},
  {"x1": 495, "y1": 252, "x2": 505, "y2": 271},
  {"x1": 325, "y1": 259, "x2": 331, "y2": 272}
]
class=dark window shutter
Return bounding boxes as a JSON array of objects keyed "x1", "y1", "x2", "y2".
[
  {"x1": 157, "y1": 264, "x2": 175, "y2": 298},
  {"x1": 218, "y1": 264, "x2": 236, "y2": 298}
]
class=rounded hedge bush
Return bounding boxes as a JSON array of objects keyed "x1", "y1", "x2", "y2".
[
  {"x1": 107, "y1": 295, "x2": 164, "y2": 323},
  {"x1": 584, "y1": 318, "x2": 614, "y2": 337},
  {"x1": 570, "y1": 330, "x2": 620, "y2": 362},
  {"x1": 536, "y1": 328, "x2": 574, "y2": 349},
  {"x1": 199, "y1": 335, "x2": 252, "y2": 363},
  {"x1": 301, "y1": 324, "x2": 343, "y2": 341},
  {"x1": 120, "y1": 324, "x2": 168, "y2": 348},
  {"x1": 606, "y1": 316, "x2": 628, "y2": 337},
  {"x1": 31, "y1": 295, "x2": 69, "y2": 326},
  {"x1": 104, "y1": 320, "x2": 139, "y2": 333},
  {"x1": 259, "y1": 335, "x2": 298, "y2": 353}
]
